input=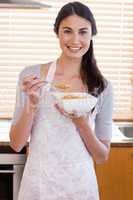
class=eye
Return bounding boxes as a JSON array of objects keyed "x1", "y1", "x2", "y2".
[
  {"x1": 63, "y1": 29, "x2": 71, "y2": 34},
  {"x1": 79, "y1": 30, "x2": 88, "y2": 35}
]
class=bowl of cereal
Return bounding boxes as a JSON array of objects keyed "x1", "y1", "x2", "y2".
[{"x1": 52, "y1": 92, "x2": 97, "y2": 116}]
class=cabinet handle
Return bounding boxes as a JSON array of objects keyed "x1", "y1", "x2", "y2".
[{"x1": 0, "y1": 170, "x2": 15, "y2": 173}]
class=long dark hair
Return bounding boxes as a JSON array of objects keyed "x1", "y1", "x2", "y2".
[{"x1": 54, "y1": 1, "x2": 107, "y2": 96}]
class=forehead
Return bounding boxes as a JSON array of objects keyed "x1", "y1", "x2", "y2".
[{"x1": 59, "y1": 14, "x2": 91, "y2": 30}]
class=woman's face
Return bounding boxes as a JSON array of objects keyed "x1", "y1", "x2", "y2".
[{"x1": 57, "y1": 14, "x2": 92, "y2": 59}]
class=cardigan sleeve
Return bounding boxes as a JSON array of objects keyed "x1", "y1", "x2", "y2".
[
  {"x1": 94, "y1": 81, "x2": 114, "y2": 141},
  {"x1": 11, "y1": 65, "x2": 40, "y2": 125}
]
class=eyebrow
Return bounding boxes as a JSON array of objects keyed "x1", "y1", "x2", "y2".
[{"x1": 62, "y1": 27, "x2": 89, "y2": 31}]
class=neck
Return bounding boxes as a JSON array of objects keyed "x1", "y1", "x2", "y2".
[{"x1": 57, "y1": 54, "x2": 82, "y2": 76}]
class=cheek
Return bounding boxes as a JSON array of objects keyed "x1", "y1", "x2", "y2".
[
  {"x1": 59, "y1": 32, "x2": 71, "y2": 44},
  {"x1": 59, "y1": 37, "x2": 70, "y2": 50},
  {"x1": 61, "y1": 35, "x2": 70, "y2": 44},
  {"x1": 59, "y1": 38, "x2": 66, "y2": 49},
  {"x1": 83, "y1": 39, "x2": 91, "y2": 48}
]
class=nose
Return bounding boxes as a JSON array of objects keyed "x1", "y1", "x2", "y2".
[{"x1": 71, "y1": 32, "x2": 80, "y2": 44}]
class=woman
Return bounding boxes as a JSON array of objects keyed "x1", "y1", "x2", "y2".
[{"x1": 10, "y1": 1, "x2": 113, "y2": 199}]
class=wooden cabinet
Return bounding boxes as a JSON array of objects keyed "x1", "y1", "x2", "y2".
[{"x1": 95, "y1": 146, "x2": 133, "y2": 200}]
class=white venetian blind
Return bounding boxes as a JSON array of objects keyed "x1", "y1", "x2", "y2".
[{"x1": 0, "y1": 0, "x2": 133, "y2": 121}]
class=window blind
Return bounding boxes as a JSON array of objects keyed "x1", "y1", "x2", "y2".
[{"x1": 0, "y1": 0, "x2": 133, "y2": 121}]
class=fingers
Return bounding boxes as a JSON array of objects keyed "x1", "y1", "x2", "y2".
[
  {"x1": 68, "y1": 112, "x2": 80, "y2": 119},
  {"x1": 30, "y1": 81, "x2": 44, "y2": 92},
  {"x1": 21, "y1": 75, "x2": 45, "y2": 92},
  {"x1": 28, "y1": 91, "x2": 40, "y2": 105},
  {"x1": 55, "y1": 104, "x2": 67, "y2": 116},
  {"x1": 23, "y1": 74, "x2": 37, "y2": 83},
  {"x1": 54, "y1": 104, "x2": 79, "y2": 119},
  {"x1": 22, "y1": 75, "x2": 38, "y2": 90}
]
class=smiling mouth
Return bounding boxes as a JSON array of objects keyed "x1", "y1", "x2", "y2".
[{"x1": 66, "y1": 46, "x2": 82, "y2": 53}]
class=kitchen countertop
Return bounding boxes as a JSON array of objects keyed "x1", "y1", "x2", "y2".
[
  {"x1": 111, "y1": 139, "x2": 133, "y2": 147},
  {"x1": 0, "y1": 120, "x2": 133, "y2": 148},
  {"x1": 1, "y1": 140, "x2": 133, "y2": 146},
  {"x1": 1, "y1": 131, "x2": 133, "y2": 148}
]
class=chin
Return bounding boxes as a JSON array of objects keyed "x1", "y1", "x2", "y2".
[
  {"x1": 66, "y1": 55, "x2": 82, "y2": 60},
  {"x1": 65, "y1": 52, "x2": 84, "y2": 59}
]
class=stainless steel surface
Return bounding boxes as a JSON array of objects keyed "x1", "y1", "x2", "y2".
[
  {"x1": 0, "y1": 0, "x2": 51, "y2": 9},
  {"x1": 0, "y1": 154, "x2": 26, "y2": 164},
  {"x1": 0, "y1": 170, "x2": 15, "y2": 173},
  {"x1": 116, "y1": 122, "x2": 133, "y2": 138},
  {"x1": 0, "y1": 152, "x2": 26, "y2": 200}
]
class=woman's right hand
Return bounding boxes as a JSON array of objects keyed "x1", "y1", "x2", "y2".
[{"x1": 21, "y1": 74, "x2": 45, "y2": 110}]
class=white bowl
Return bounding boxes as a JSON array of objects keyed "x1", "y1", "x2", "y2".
[{"x1": 52, "y1": 92, "x2": 97, "y2": 116}]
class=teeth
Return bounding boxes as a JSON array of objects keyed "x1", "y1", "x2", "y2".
[
  {"x1": 69, "y1": 47, "x2": 80, "y2": 50},
  {"x1": 68, "y1": 46, "x2": 81, "y2": 52},
  {"x1": 70, "y1": 47, "x2": 80, "y2": 50}
]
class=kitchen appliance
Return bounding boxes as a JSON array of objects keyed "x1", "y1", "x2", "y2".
[
  {"x1": 0, "y1": 0, "x2": 51, "y2": 9},
  {"x1": 0, "y1": 146, "x2": 26, "y2": 200}
]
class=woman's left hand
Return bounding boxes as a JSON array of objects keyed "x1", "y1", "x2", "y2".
[{"x1": 54, "y1": 103, "x2": 88, "y2": 127}]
